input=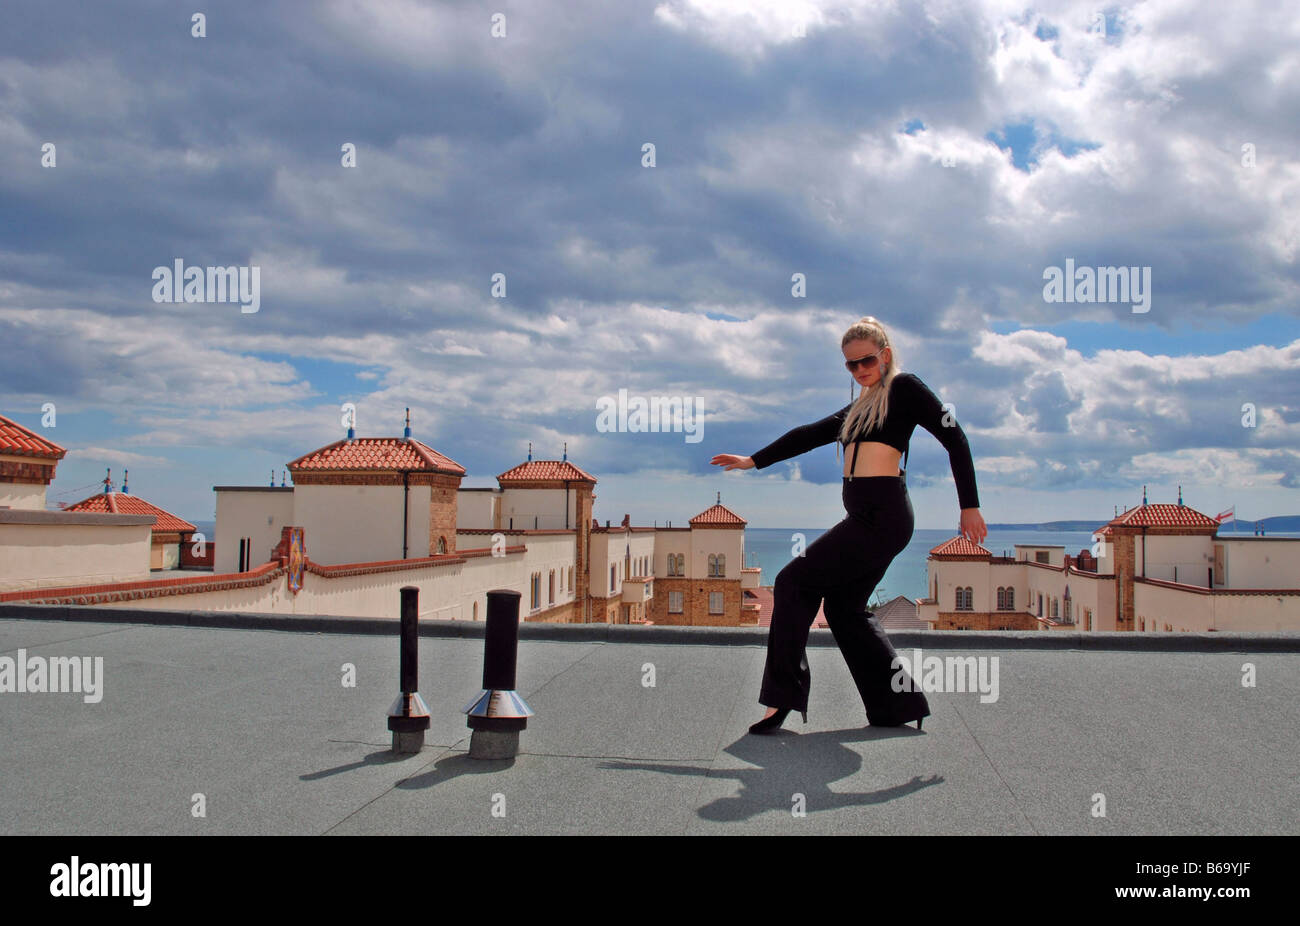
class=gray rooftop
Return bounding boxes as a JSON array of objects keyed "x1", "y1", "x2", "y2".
[{"x1": 2, "y1": 605, "x2": 1297, "y2": 835}]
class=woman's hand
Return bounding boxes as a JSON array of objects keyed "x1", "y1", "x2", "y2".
[
  {"x1": 711, "y1": 454, "x2": 754, "y2": 471},
  {"x1": 959, "y1": 508, "x2": 987, "y2": 544}
]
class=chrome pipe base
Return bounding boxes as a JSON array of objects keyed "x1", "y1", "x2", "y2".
[
  {"x1": 387, "y1": 692, "x2": 431, "y2": 753},
  {"x1": 462, "y1": 688, "x2": 533, "y2": 720}
]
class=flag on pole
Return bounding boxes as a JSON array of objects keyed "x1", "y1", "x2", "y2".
[{"x1": 1213, "y1": 506, "x2": 1234, "y2": 523}]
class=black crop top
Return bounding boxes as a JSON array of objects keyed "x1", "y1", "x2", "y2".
[{"x1": 748, "y1": 372, "x2": 980, "y2": 509}]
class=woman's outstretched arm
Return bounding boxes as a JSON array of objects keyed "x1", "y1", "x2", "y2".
[{"x1": 745, "y1": 403, "x2": 853, "y2": 470}]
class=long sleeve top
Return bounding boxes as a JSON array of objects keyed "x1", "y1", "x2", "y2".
[{"x1": 748, "y1": 371, "x2": 980, "y2": 509}]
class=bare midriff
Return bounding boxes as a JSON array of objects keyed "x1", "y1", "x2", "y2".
[{"x1": 843, "y1": 440, "x2": 904, "y2": 478}]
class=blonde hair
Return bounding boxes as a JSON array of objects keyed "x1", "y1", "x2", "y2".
[{"x1": 836, "y1": 316, "x2": 901, "y2": 466}]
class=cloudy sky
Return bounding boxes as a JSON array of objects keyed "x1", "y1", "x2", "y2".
[{"x1": 2, "y1": 0, "x2": 1297, "y2": 534}]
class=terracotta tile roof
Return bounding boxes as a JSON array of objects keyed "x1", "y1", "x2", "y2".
[
  {"x1": 0, "y1": 413, "x2": 66, "y2": 460},
  {"x1": 874, "y1": 594, "x2": 926, "y2": 630},
  {"x1": 497, "y1": 460, "x2": 597, "y2": 483},
  {"x1": 1106, "y1": 503, "x2": 1219, "y2": 529},
  {"x1": 64, "y1": 492, "x2": 196, "y2": 533},
  {"x1": 1093, "y1": 524, "x2": 1113, "y2": 536},
  {"x1": 689, "y1": 503, "x2": 747, "y2": 526},
  {"x1": 287, "y1": 438, "x2": 465, "y2": 475},
  {"x1": 928, "y1": 536, "x2": 992, "y2": 558}
]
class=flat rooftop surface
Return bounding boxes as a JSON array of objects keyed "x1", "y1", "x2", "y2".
[{"x1": 2, "y1": 615, "x2": 1297, "y2": 835}]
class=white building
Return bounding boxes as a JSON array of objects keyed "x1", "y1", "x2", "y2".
[
  {"x1": 917, "y1": 491, "x2": 1300, "y2": 632},
  {"x1": 3, "y1": 413, "x2": 760, "y2": 625}
]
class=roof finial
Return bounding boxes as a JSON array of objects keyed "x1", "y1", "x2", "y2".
[
  {"x1": 563, "y1": 441, "x2": 567, "y2": 462},
  {"x1": 404, "y1": 406, "x2": 411, "y2": 440},
  {"x1": 270, "y1": 469, "x2": 276, "y2": 487},
  {"x1": 122, "y1": 468, "x2": 129, "y2": 494},
  {"x1": 527, "y1": 440, "x2": 533, "y2": 462},
  {"x1": 104, "y1": 467, "x2": 112, "y2": 494},
  {"x1": 281, "y1": 470, "x2": 287, "y2": 487},
  {"x1": 1177, "y1": 484, "x2": 1183, "y2": 506},
  {"x1": 1142, "y1": 484, "x2": 1147, "y2": 506},
  {"x1": 716, "y1": 490, "x2": 721, "y2": 504}
]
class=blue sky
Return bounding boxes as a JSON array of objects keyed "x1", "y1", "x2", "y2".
[{"x1": 1, "y1": 0, "x2": 1297, "y2": 533}]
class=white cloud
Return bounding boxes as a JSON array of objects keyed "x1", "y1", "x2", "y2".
[{"x1": 63, "y1": 447, "x2": 174, "y2": 467}]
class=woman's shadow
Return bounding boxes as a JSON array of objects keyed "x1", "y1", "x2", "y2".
[{"x1": 598, "y1": 727, "x2": 943, "y2": 823}]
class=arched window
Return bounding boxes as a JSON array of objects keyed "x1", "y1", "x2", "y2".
[
  {"x1": 708, "y1": 554, "x2": 718, "y2": 577},
  {"x1": 1006, "y1": 587, "x2": 1014, "y2": 609},
  {"x1": 996, "y1": 587, "x2": 1005, "y2": 610},
  {"x1": 437, "y1": 536, "x2": 447, "y2": 554},
  {"x1": 717, "y1": 553, "x2": 725, "y2": 577}
]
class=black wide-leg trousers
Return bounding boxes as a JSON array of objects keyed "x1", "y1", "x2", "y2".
[{"x1": 759, "y1": 474, "x2": 930, "y2": 725}]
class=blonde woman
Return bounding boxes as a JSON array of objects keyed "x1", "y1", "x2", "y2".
[{"x1": 711, "y1": 317, "x2": 987, "y2": 734}]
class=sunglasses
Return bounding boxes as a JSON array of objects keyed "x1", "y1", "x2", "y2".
[{"x1": 844, "y1": 349, "x2": 885, "y2": 372}]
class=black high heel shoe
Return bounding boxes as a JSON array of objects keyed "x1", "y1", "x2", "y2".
[{"x1": 748, "y1": 707, "x2": 808, "y2": 734}]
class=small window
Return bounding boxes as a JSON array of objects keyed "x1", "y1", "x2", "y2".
[
  {"x1": 709, "y1": 591, "x2": 723, "y2": 614},
  {"x1": 669, "y1": 591, "x2": 683, "y2": 613}
]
